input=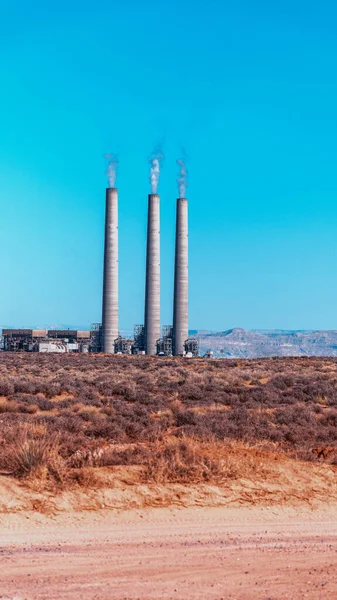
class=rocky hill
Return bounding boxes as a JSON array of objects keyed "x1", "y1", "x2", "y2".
[{"x1": 195, "y1": 328, "x2": 337, "y2": 358}]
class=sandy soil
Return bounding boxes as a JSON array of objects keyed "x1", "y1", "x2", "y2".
[{"x1": 1, "y1": 505, "x2": 337, "y2": 599}]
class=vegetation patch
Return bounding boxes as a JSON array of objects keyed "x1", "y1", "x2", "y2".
[{"x1": 0, "y1": 354, "x2": 337, "y2": 491}]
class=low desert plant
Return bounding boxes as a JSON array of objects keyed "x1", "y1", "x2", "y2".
[
  {"x1": 7, "y1": 424, "x2": 65, "y2": 484},
  {"x1": 142, "y1": 437, "x2": 229, "y2": 484}
]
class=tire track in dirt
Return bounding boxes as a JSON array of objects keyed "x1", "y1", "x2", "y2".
[{"x1": 1, "y1": 506, "x2": 337, "y2": 599}]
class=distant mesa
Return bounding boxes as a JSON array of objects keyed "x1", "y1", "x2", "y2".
[
  {"x1": 220, "y1": 328, "x2": 246, "y2": 336},
  {"x1": 195, "y1": 328, "x2": 337, "y2": 359}
]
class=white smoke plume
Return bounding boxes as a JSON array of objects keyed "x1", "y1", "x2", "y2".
[
  {"x1": 104, "y1": 153, "x2": 118, "y2": 188},
  {"x1": 149, "y1": 147, "x2": 164, "y2": 194},
  {"x1": 177, "y1": 158, "x2": 188, "y2": 198}
]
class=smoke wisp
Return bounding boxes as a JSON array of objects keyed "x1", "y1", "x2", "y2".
[
  {"x1": 105, "y1": 153, "x2": 118, "y2": 188},
  {"x1": 177, "y1": 158, "x2": 188, "y2": 198},
  {"x1": 149, "y1": 147, "x2": 164, "y2": 194}
]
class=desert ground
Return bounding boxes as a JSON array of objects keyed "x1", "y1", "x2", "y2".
[
  {"x1": 1, "y1": 353, "x2": 337, "y2": 598},
  {"x1": 1, "y1": 505, "x2": 337, "y2": 599}
]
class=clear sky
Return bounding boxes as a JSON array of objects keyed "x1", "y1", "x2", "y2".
[{"x1": 1, "y1": 0, "x2": 337, "y2": 331}]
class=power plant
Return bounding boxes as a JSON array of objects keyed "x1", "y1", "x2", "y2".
[{"x1": 1, "y1": 156, "x2": 198, "y2": 357}]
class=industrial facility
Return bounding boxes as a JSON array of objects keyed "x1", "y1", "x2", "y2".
[
  {"x1": 1, "y1": 329, "x2": 91, "y2": 353},
  {"x1": 1, "y1": 157, "x2": 198, "y2": 357}
]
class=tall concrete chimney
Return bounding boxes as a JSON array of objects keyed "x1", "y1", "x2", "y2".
[
  {"x1": 173, "y1": 198, "x2": 188, "y2": 356},
  {"x1": 102, "y1": 187, "x2": 118, "y2": 353},
  {"x1": 144, "y1": 194, "x2": 160, "y2": 355}
]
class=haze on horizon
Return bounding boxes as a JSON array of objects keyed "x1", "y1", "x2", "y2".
[{"x1": 1, "y1": 0, "x2": 337, "y2": 332}]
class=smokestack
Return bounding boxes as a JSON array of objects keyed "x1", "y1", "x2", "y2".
[
  {"x1": 144, "y1": 194, "x2": 160, "y2": 355},
  {"x1": 173, "y1": 198, "x2": 188, "y2": 356},
  {"x1": 102, "y1": 187, "x2": 118, "y2": 353}
]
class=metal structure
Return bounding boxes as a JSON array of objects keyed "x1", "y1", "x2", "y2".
[
  {"x1": 184, "y1": 338, "x2": 199, "y2": 357},
  {"x1": 132, "y1": 324, "x2": 145, "y2": 354},
  {"x1": 2, "y1": 329, "x2": 47, "y2": 352},
  {"x1": 102, "y1": 187, "x2": 119, "y2": 353},
  {"x1": 90, "y1": 323, "x2": 102, "y2": 353},
  {"x1": 39, "y1": 342, "x2": 69, "y2": 353},
  {"x1": 114, "y1": 336, "x2": 133, "y2": 354},
  {"x1": 162, "y1": 325, "x2": 173, "y2": 339},
  {"x1": 172, "y1": 198, "x2": 188, "y2": 356},
  {"x1": 144, "y1": 194, "x2": 160, "y2": 355},
  {"x1": 156, "y1": 325, "x2": 173, "y2": 356}
]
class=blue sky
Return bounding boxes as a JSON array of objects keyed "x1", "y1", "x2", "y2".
[{"x1": 1, "y1": 0, "x2": 337, "y2": 331}]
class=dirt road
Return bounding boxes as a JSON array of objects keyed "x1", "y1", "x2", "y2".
[{"x1": 1, "y1": 506, "x2": 337, "y2": 599}]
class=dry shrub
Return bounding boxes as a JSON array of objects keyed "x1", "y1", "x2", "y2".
[
  {"x1": 68, "y1": 467, "x2": 102, "y2": 488},
  {"x1": 140, "y1": 438, "x2": 275, "y2": 485},
  {"x1": 0, "y1": 399, "x2": 19, "y2": 413},
  {"x1": 7, "y1": 424, "x2": 65, "y2": 485},
  {"x1": 143, "y1": 437, "x2": 242, "y2": 484},
  {"x1": 2, "y1": 353, "x2": 337, "y2": 481}
]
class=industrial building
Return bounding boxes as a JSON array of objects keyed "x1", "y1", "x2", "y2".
[
  {"x1": 114, "y1": 336, "x2": 133, "y2": 354},
  {"x1": 155, "y1": 326, "x2": 198, "y2": 357},
  {"x1": 1, "y1": 329, "x2": 91, "y2": 353},
  {"x1": 156, "y1": 325, "x2": 173, "y2": 356},
  {"x1": 1, "y1": 325, "x2": 198, "y2": 356},
  {"x1": 2, "y1": 329, "x2": 47, "y2": 352},
  {"x1": 184, "y1": 338, "x2": 199, "y2": 357},
  {"x1": 1, "y1": 159, "x2": 198, "y2": 357}
]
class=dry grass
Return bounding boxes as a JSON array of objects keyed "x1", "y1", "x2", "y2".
[
  {"x1": 141, "y1": 437, "x2": 271, "y2": 484},
  {"x1": 5, "y1": 424, "x2": 66, "y2": 488}
]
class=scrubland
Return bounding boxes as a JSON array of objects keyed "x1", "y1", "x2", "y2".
[{"x1": 0, "y1": 353, "x2": 337, "y2": 507}]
